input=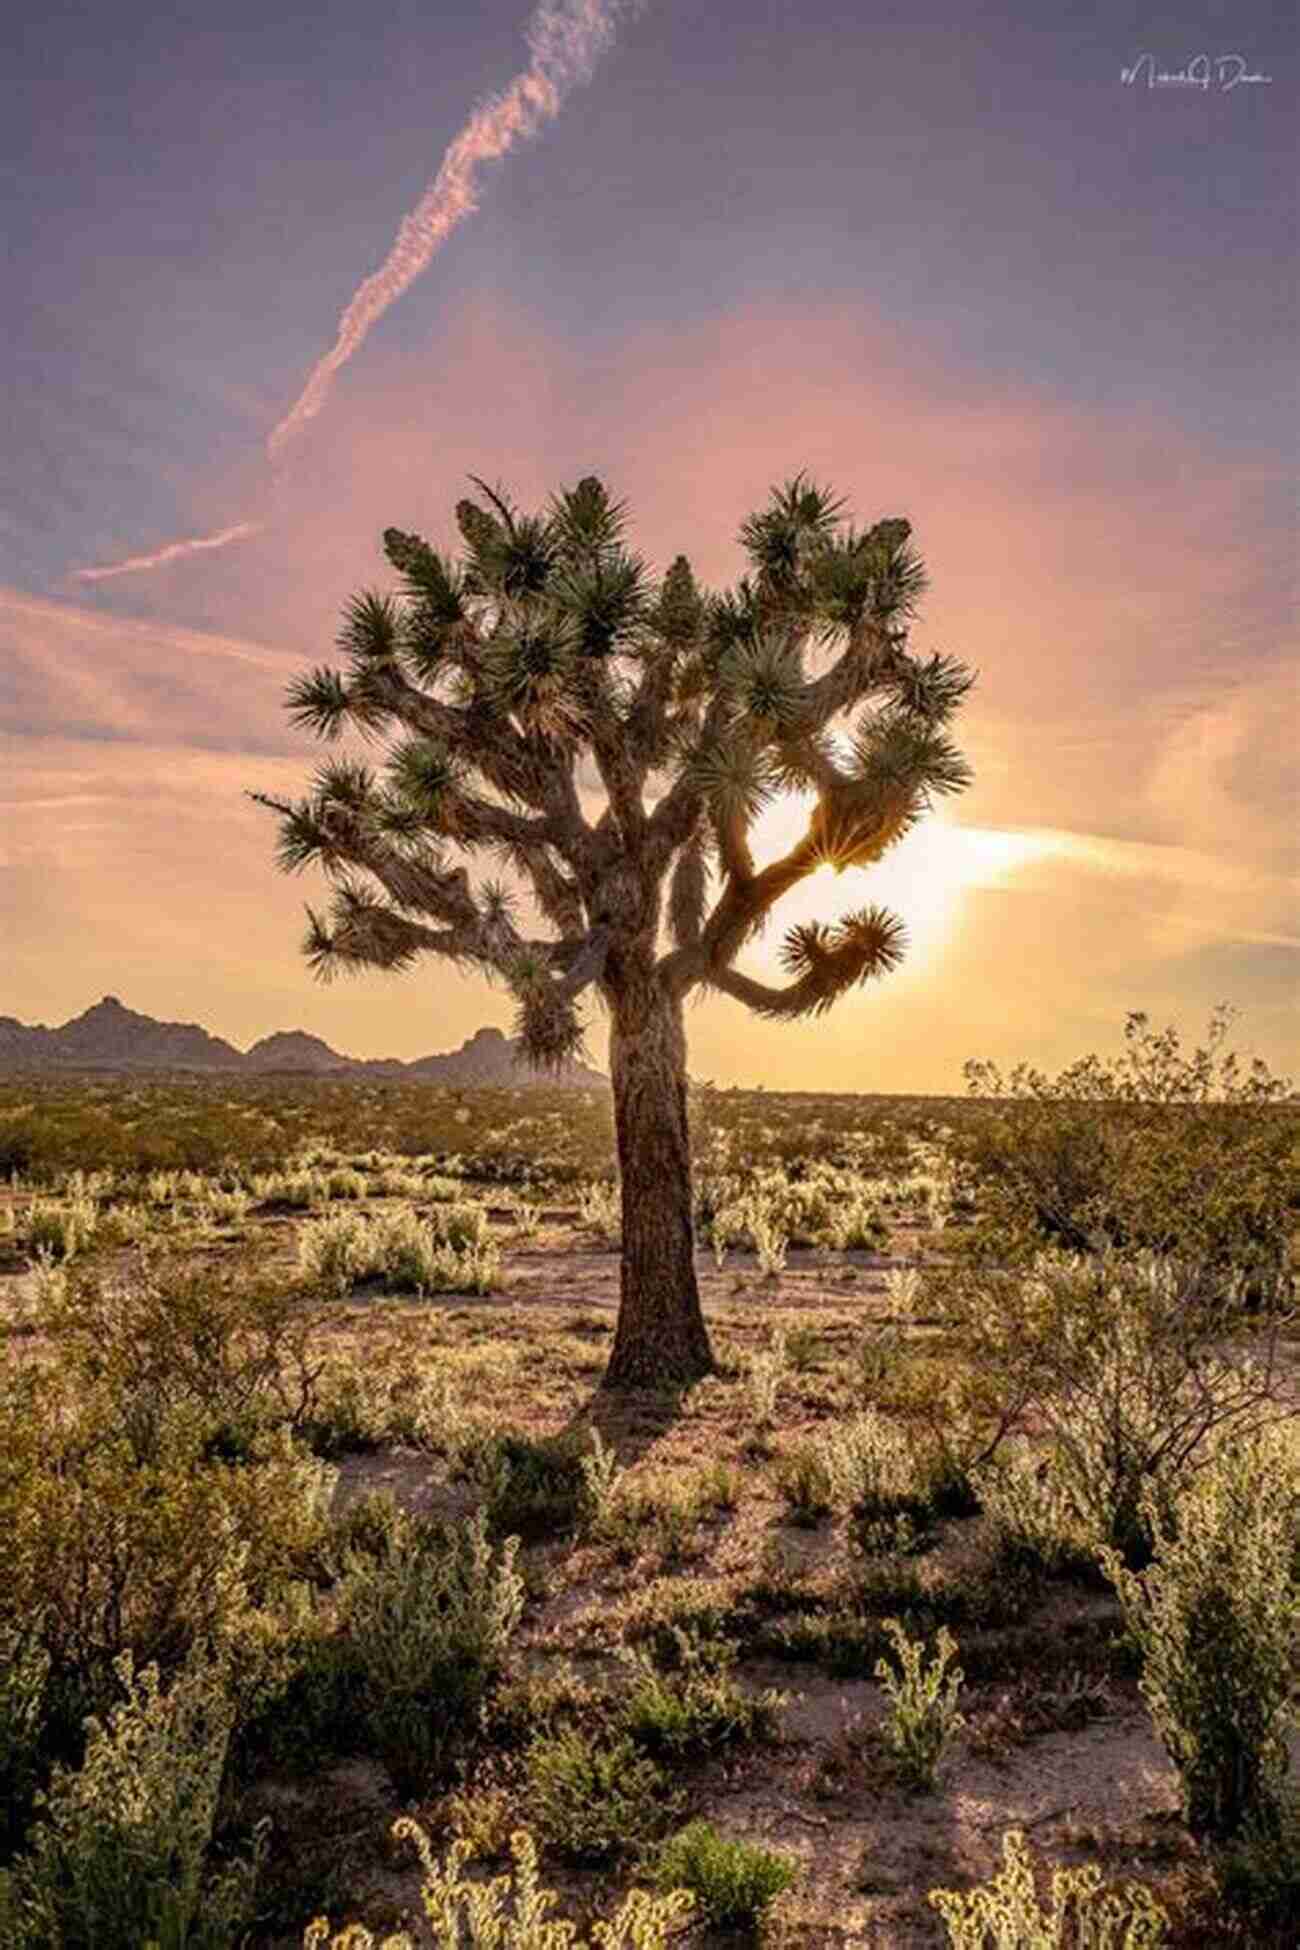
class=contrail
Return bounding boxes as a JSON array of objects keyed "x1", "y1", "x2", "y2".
[
  {"x1": 70, "y1": 0, "x2": 634, "y2": 583},
  {"x1": 266, "y1": 0, "x2": 628, "y2": 459},
  {"x1": 72, "y1": 521, "x2": 264, "y2": 583}
]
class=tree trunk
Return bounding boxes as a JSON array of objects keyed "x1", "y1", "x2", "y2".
[{"x1": 603, "y1": 975, "x2": 715, "y2": 1389}]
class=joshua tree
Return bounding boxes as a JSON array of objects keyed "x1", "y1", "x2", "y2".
[{"x1": 253, "y1": 475, "x2": 974, "y2": 1386}]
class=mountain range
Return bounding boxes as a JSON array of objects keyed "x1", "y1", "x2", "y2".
[{"x1": 0, "y1": 996, "x2": 605, "y2": 1086}]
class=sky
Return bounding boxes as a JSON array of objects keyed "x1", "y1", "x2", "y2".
[{"x1": 2, "y1": 0, "x2": 1296, "y2": 1091}]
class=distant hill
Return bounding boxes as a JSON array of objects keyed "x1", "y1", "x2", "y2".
[{"x1": 0, "y1": 997, "x2": 605, "y2": 1086}]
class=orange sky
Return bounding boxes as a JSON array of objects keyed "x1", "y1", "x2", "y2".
[{"x1": 5, "y1": 292, "x2": 1295, "y2": 1089}]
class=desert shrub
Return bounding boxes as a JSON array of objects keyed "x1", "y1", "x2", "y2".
[
  {"x1": 927, "y1": 1826, "x2": 1168, "y2": 1947},
  {"x1": 297, "y1": 1208, "x2": 369, "y2": 1295},
  {"x1": 773, "y1": 1442, "x2": 835, "y2": 1526},
  {"x1": 253, "y1": 1168, "x2": 323, "y2": 1209},
  {"x1": 429, "y1": 1198, "x2": 492, "y2": 1251},
  {"x1": 824, "y1": 1190, "x2": 888, "y2": 1252},
  {"x1": 524, "y1": 1730, "x2": 675, "y2": 1864},
  {"x1": 1212, "y1": 1784, "x2": 1300, "y2": 1936},
  {"x1": 34, "y1": 1251, "x2": 321, "y2": 1459},
  {"x1": 298, "y1": 1205, "x2": 500, "y2": 1298},
  {"x1": 857, "y1": 1315, "x2": 906, "y2": 1392},
  {"x1": 303, "y1": 1822, "x2": 695, "y2": 1949},
  {"x1": 474, "y1": 1431, "x2": 590, "y2": 1541},
  {"x1": 337, "y1": 1511, "x2": 523, "y2": 1796},
  {"x1": 1098, "y1": 1426, "x2": 1300, "y2": 1842},
  {"x1": 819, "y1": 1408, "x2": 943, "y2": 1523},
  {"x1": 783, "y1": 1324, "x2": 823, "y2": 1371},
  {"x1": 577, "y1": 1179, "x2": 622, "y2": 1244},
  {"x1": 936, "y1": 1247, "x2": 1296, "y2": 1565},
  {"x1": 874, "y1": 1617, "x2": 966, "y2": 1792},
  {"x1": 959, "y1": 1008, "x2": 1295, "y2": 1308},
  {"x1": 324, "y1": 1167, "x2": 368, "y2": 1200},
  {"x1": 578, "y1": 1428, "x2": 623, "y2": 1530},
  {"x1": 0, "y1": 1652, "x2": 262, "y2": 1950},
  {"x1": 655, "y1": 1821, "x2": 796, "y2": 1933},
  {"x1": 747, "y1": 1328, "x2": 787, "y2": 1426},
  {"x1": 202, "y1": 1185, "x2": 252, "y2": 1225},
  {"x1": 619, "y1": 1629, "x2": 785, "y2": 1759},
  {"x1": 0, "y1": 1622, "x2": 49, "y2": 1858},
  {"x1": 0, "y1": 1365, "x2": 333, "y2": 1717},
  {"x1": 598, "y1": 1474, "x2": 710, "y2": 1566},
  {"x1": 970, "y1": 1438, "x2": 1096, "y2": 1577},
  {"x1": 23, "y1": 1189, "x2": 97, "y2": 1261}
]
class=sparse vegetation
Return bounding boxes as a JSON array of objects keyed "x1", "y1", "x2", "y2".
[
  {"x1": 654, "y1": 1821, "x2": 796, "y2": 1932},
  {"x1": 0, "y1": 1012, "x2": 1292, "y2": 1941}
]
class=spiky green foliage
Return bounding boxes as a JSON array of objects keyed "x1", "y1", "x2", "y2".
[
  {"x1": 253, "y1": 478, "x2": 973, "y2": 1384},
  {"x1": 254, "y1": 473, "x2": 974, "y2": 1063}
]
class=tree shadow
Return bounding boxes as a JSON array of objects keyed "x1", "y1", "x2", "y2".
[{"x1": 558, "y1": 1376, "x2": 704, "y2": 1470}]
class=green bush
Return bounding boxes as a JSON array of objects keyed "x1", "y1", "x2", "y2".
[
  {"x1": 874, "y1": 1617, "x2": 966, "y2": 1792},
  {"x1": 338, "y1": 1510, "x2": 523, "y2": 1796},
  {"x1": 0, "y1": 1364, "x2": 333, "y2": 1717},
  {"x1": 655, "y1": 1821, "x2": 796, "y2": 1932},
  {"x1": 525, "y1": 1730, "x2": 675, "y2": 1864},
  {"x1": 1098, "y1": 1426, "x2": 1300, "y2": 1842},
  {"x1": 0, "y1": 1653, "x2": 262, "y2": 1950},
  {"x1": 619, "y1": 1629, "x2": 785, "y2": 1759},
  {"x1": 773, "y1": 1442, "x2": 835, "y2": 1526},
  {"x1": 304, "y1": 1822, "x2": 695, "y2": 1949},
  {"x1": 938, "y1": 1247, "x2": 1296, "y2": 1566},
  {"x1": 0, "y1": 1621, "x2": 49, "y2": 1858},
  {"x1": 928, "y1": 1826, "x2": 1167, "y2": 1947},
  {"x1": 297, "y1": 1205, "x2": 500, "y2": 1298},
  {"x1": 34, "y1": 1251, "x2": 320, "y2": 1461},
  {"x1": 1212, "y1": 1784, "x2": 1300, "y2": 1936},
  {"x1": 959, "y1": 1008, "x2": 1295, "y2": 1308},
  {"x1": 475, "y1": 1431, "x2": 590, "y2": 1541}
]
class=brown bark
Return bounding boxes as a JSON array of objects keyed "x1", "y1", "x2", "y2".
[{"x1": 603, "y1": 973, "x2": 715, "y2": 1389}]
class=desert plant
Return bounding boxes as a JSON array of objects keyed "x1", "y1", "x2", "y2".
[
  {"x1": 0, "y1": 1367, "x2": 332, "y2": 1712},
  {"x1": 1211, "y1": 1784, "x2": 1300, "y2": 1936},
  {"x1": 474, "y1": 1431, "x2": 590, "y2": 1541},
  {"x1": 970, "y1": 1437, "x2": 1095, "y2": 1576},
  {"x1": 0, "y1": 1621, "x2": 48, "y2": 1856},
  {"x1": 773, "y1": 1442, "x2": 835, "y2": 1526},
  {"x1": 1098, "y1": 1426, "x2": 1300, "y2": 1841},
  {"x1": 960, "y1": 1008, "x2": 1295, "y2": 1308},
  {"x1": 874, "y1": 1617, "x2": 966, "y2": 1791},
  {"x1": 0, "y1": 1652, "x2": 262, "y2": 1950},
  {"x1": 338, "y1": 1510, "x2": 524, "y2": 1796},
  {"x1": 619, "y1": 1629, "x2": 785, "y2": 1758},
  {"x1": 937, "y1": 1247, "x2": 1296, "y2": 1564},
  {"x1": 525, "y1": 1730, "x2": 675, "y2": 1863},
  {"x1": 928, "y1": 1826, "x2": 1168, "y2": 1947},
  {"x1": 303, "y1": 1822, "x2": 695, "y2": 1949},
  {"x1": 747, "y1": 1328, "x2": 787, "y2": 1426},
  {"x1": 579, "y1": 1428, "x2": 623, "y2": 1530},
  {"x1": 24, "y1": 1190, "x2": 97, "y2": 1262},
  {"x1": 655, "y1": 1821, "x2": 796, "y2": 1933},
  {"x1": 820, "y1": 1407, "x2": 938, "y2": 1521},
  {"x1": 34, "y1": 1250, "x2": 322, "y2": 1460},
  {"x1": 253, "y1": 475, "x2": 974, "y2": 1386},
  {"x1": 578, "y1": 1180, "x2": 622, "y2": 1245}
]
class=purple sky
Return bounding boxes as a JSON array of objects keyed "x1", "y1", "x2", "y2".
[{"x1": 3, "y1": 0, "x2": 1295, "y2": 1088}]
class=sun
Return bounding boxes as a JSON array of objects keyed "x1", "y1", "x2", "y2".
[{"x1": 744, "y1": 793, "x2": 1056, "y2": 976}]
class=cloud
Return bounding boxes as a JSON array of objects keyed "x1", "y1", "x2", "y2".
[
  {"x1": 0, "y1": 585, "x2": 301, "y2": 753},
  {"x1": 17, "y1": 294, "x2": 1295, "y2": 1085},
  {"x1": 268, "y1": 0, "x2": 635, "y2": 459},
  {"x1": 72, "y1": 521, "x2": 264, "y2": 584},
  {"x1": 63, "y1": 2, "x2": 640, "y2": 583}
]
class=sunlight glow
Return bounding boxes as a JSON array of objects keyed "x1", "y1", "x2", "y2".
[{"x1": 745, "y1": 795, "x2": 1059, "y2": 974}]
